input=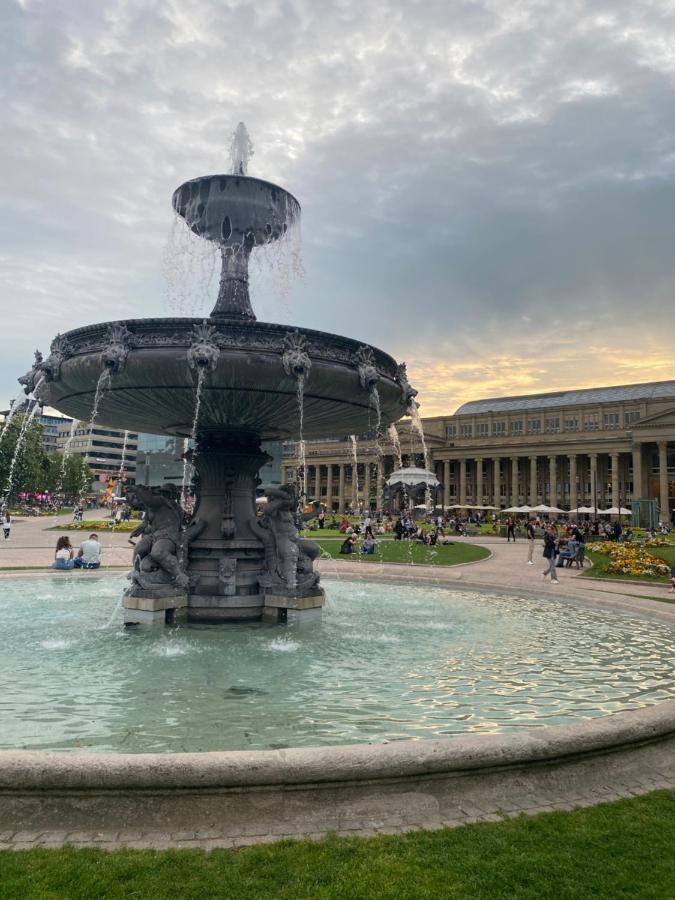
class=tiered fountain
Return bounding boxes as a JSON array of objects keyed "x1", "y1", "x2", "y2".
[{"x1": 26, "y1": 125, "x2": 416, "y2": 624}]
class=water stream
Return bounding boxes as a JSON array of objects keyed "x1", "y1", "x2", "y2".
[
  {"x1": 295, "y1": 373, "x2": 307, "y2": 505},
  {"x1": 57, "y1": 418, "x2": 79, "y2": 502},
  {"x1": 182, "y1": 368, "x2": 206, "y2": 507},
  {"x1": 1, "y1": 383, "x2": 44, "y2": 507},
  {"x1": 408, "y1": 402, "x2": 432, "y2": 511},
  {"x1": 388, "y1": 424, "x2": 403, "y2": 471},
  {"x1": 0, "y1": 397, "x2": 21, "y2": 446},
  {"x1": 349, "y1": 435, "x2": 360, "y2": 514}
]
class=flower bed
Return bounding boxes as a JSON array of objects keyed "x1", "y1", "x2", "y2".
[{"x1": 588, "y1": 541, "x2": 670, "y2": 578}]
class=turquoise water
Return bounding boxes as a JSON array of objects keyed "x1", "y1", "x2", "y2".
[{"x1": 1, "y1": 575, "x2": 674, "y2": 753}]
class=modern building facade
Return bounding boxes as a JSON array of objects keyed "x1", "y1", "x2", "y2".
[
  {"x1": 281, "y1": 380, "x2": 675, "y2": 523},
  {"x1": 56, "y1": 423, "x2": 138, "y2": 490}
]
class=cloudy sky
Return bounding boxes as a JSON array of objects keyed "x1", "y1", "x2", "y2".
[{"x1": 2, "y1": 0, "x2": 675, "y2": 416}]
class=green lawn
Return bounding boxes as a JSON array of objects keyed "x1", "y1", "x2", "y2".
[
  {"x1": 1, "y1": 790, "x2": 674, "y2": 899},
  {"x1": 315, "y1": 538, "x2": 489, "y2": 566},
  {"x1": 585, "y1": 545, "x2": 675, "y2": 585}
]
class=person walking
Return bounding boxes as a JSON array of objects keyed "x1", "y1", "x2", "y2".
[
  {"x1": 542, "y1": 526, "x2": 560, "y2": 583},
  {"x1": 2, "y1": 511, "x2": 10, "y2": 541},
  {"x1": 318, "y1": 508, "x2": 325, "y2": 529},
  {"x1": 526, "y1": 519, "x2": 535, "y2": 565},
  {"x1": 506, "y1": 516, "x2": 516, "y2": 542}
]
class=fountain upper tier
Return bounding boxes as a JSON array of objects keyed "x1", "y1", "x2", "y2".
[
  {"x1": 172, "y1": 175, "x2": 300, "y2": 320},
  {"x1": 35, "y1": 318, "x2": 415, "y2": 440}
]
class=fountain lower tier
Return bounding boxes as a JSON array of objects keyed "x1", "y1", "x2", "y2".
[
  {"x1": 121, "y1": 430, "x2": 325, "y2": 624},
  {"x1": 33, "y1": 316, "x2": 417, "y2": 625}
]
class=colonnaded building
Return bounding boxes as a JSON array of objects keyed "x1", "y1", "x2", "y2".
[{"x1": 282, "y1": 380, "x2": 675, "y2": 523}]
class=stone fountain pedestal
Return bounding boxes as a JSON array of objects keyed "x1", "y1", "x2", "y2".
[{"x1": 124, "y1": 429, "x2": 325, "y2": 625}]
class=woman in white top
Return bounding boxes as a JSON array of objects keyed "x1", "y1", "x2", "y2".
[
  {"x1": 52, "y1": 535, "x2": 75, "y2": 570},
  {"x1": 2, "y1": 512, "x2": 10, "y2": 540}
]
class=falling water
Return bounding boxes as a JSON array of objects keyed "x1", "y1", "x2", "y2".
[
  {"x1": 295, "y1": 373, "x2": 307, "y2": 504},
  {"x1": 0, "y1": 397, "x2": 21, "y2": 445},
  {"x1": 116, "y1": 430, "x2": 130, "y2": 496},
  {"x1": 388, "y1": 424, "x2": 403, "y2": 471},
  {"x1": 1, "y1": 389, "x2": 43, "y2": 508},
  {"x1": 182, "y1": 368, "x2": 206, "y2": 507},
  {"x1": 180, "y1": 437, "x2": 191, "y2": 504},
  {"x1": 230, "y1": 122, "x2": 254, "y2": 175},
  {"x1": 408, "y1": 402, "x2": 432, "y2": 511},
  {"x1": 90, "y1": 369, "x2": 112, "y2": 426},
  {"x1": 349, "y1": 435, "x2": 360, "y2": 514},
  {"x1": 57, "y1": 418, "x2": 79, "y2": 502}
]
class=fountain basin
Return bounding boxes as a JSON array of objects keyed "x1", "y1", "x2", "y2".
[
  {"x1": 36, "y1": 318, "x2": 405, "y2": 438},
  {"x1": 2, "y1": 575, "x2": 674, "y2": 753}
]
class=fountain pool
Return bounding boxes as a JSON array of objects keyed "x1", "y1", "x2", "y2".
[{"x1": 3, "y1": 575, "x2": 675, "y2": 754}]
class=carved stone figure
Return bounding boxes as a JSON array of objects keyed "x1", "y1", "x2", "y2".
[
  {"x1": 187, "y1": 321, "x2": 220, "y2": 372},
  {"x1": 282, "y1": 330, "x2": 312, "y2": 378},
  {"x1": 18, "y1": 350, "x2": 44, "y2": 395},
  {"x1": 354, "y1": 346, "x2": 380, "y2": 392},
  {"x1": 395, "y1": 362, "x2": 418, "y2": 407},
  {"x1": 101, "y1": 322, "x2": 133, "y2": 374},
  {"x1": 252, "y1": 483, "x2": 320, "y2": 594},
  {"x1": 126, "y1": 483, "x2": 204, "y2": 593},
  {"x1": 41, "y1": 335, "x2": 72, "y2": 383},
  {"x1": 218, "y1": 558, "x2": 237, "y2": 595}
]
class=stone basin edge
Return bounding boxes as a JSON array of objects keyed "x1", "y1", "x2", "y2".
[{"x1": 1, "y1": 700, "x2": 674, "y2": 793}]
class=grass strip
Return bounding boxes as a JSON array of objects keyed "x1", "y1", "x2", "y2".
[
  {"x1": 315, "y1": 539, "x2": 489, "y2": 566},
  {"x1": 1, "y1": 790, "x2": 673, "y2": 899}
]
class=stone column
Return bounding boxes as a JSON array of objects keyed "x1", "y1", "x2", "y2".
[
  {"x1": 658, "y1": 441, "x2": 669, "y2": 521},
  {"x1": 529, "y1": 456, "x2": 537, "y2": 506},
  {"x1": 314, "y1": 465, "x2": 321, "y2": 503},
  {"x1": 569, "y1": 454, "x2": 577, "y2": 513},
  {"x1": 338, "y1": 464, "x2": 346, "y2": 513},
  {"x1": 549, "y1": 455, "x2": 557, "y2": 508},
  {"x1": 631, "y1": 445, "x2": 643, "y2": 501},
  {"x1": 611, "y1": 452, "x2": 620, "y2": 510},
  {"x1": 443, "y1": 460, "x2": 450, "y2": 509},
  {"x1": 326, "y1": 464, "x2": 333, "y2": 511},
  {"x1": 376, "y1": 461, "x2": 383, "y2": 511},
  {"x1": 475, "y1": 458, "x2": 484, "y2": 506},
  {"x1": 280, "y1": 465, "x2": 287, "y2": 485},
  {"x1": 493, "y1": 457, "x2": 501, "y2": 508},
  {"x1": 589, "y1": 453, "x2": 598, "y2": 513},
  {"x1": 364, "y1": 461, "x2": 372, "y2": 510},
  {"x1": 511, "y1": 456, "x2": 519, "y2": 506},
  {"x1": 459, "y1": 459, "x2": 467, "y2": 507}
]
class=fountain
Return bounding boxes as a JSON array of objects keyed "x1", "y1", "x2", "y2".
[{"x1": 28, "y1": 124, "x2": 415, "y2": 624}]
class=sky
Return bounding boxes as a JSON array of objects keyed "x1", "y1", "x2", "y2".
[{"x1": 2, "y1": 0, "x2": 675, "y2": 416}]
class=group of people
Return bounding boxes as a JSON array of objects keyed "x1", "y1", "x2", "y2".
[
  {"x1": 51, "y1": 533, "x2": 102, "y2": 570},
  {"x1": 524, "y1": 522, "x2": 587, "y2": 583}
]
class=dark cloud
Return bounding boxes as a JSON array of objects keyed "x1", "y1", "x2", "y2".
[{"x1": 2, "y1": 0, "x2": 674, "y2": 411}]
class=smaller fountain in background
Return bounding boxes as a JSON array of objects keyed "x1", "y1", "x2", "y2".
[{"x1": 408, "y1": 401, "x2": 433, "y2": 511}]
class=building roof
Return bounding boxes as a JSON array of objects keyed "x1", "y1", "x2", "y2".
[{"x1": 454, "y1": 380, "x2": 675, "y2": 417}]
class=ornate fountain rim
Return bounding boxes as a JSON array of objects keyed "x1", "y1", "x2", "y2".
[{"x1": 52, "y1": 318, "x2": 402, "y2": 381}]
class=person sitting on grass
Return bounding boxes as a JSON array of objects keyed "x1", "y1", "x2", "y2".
[
  {"x1": 339, "y1": 534, "x2": 357, "y2": 554},
  {"x1": 51, "y1": 536, "x2": 75, "y2": 570},
  {"x1": 73, "y1": 533, "x2": 102, "y2": 569},
  {"x1": 360, "y1": 535, "x2": 377, "y2": 555},
  {"x1": 670, "y1": 565, "x2": 675, "y2": 594}
]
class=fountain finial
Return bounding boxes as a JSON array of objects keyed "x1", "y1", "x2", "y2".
[{"x1": 230, "y1": 122, "x2": 254, "y2": 176}]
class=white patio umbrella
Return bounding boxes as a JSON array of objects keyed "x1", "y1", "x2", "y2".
[
  {"x1": 599, "y1": 506, "x2": 632, "y2": 516},
  {"x1": 502, "y1": 506, "x2": 523, "y2": 513},
  {"x1": 530, "y1": 504, "x2": 565, "y2": 514},
  {"x1": 571, "y1": 506, "x2": 600, "y2": 515}
]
